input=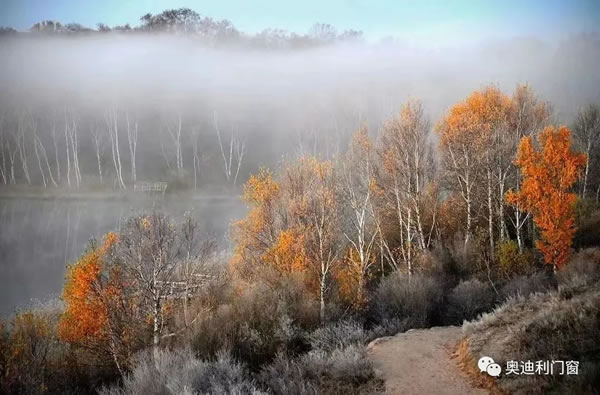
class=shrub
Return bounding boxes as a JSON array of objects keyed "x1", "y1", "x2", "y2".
[
  {"x1": 445, "y1": 278, "x2": 497, "y2": 324},
  {"x1": 0, "y1": 299, "x2": 100, "y2": 395},
  {"x1": 446, "y1": 239, "x2": 482, "y2": 275},
  {"x1": 557, "y1": 247, "x2": 600, "y2": 287},
  {"x1": 499, "y1": 271, "x2": 555, "y2": 300},
  {"x1": 416, "y1": 247, "x2": 455, "y2": 279},
  {"x1": 307, "y1": 320, "x2": 366, "y2": 353},
  {"x1": 258, "y1": 344, "x2": 383, "y2": 395},
  {"x1": 100, "y1": 349, "x2": 265, "y2": 395},
  {"x1": 190, "y1": 274, "x2": 318, "y2": 368},
  {"x1": 371, "y1": 273, "x2": 443, "y2": 332},
  {"x1": 574, "y1": 199, "x2": 600, "y2": 248},
  {"x1": 496, "y1": 240, "x2": 536, "y2": 276},
  {"x1": 367, "y1": 317, "x2": 412, "y2": 339}
]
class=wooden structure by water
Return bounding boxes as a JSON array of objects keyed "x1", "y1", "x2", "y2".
[{"x1": 133, "y1": 181, "x2": 168, "y2": 194}]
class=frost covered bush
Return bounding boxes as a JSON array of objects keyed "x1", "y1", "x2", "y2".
[
  {"x1": 259, "y1": 344, "x2": 382, "y2": 395},
  {"x1": 100, "y1": 349, "x2": 264, "y2": 395},
  {"x1": 499, "y1": 271, "x2": 554, "y2": 300},
  {"x1": 557, "y1": 247, "x2": 600, "y2": 287},
  {"x1": 446, "y1": 278, "x2": 496, "y2": 324},
  {"x1": 191, "y1": 275, "x2": 318, "y2": 367},
  {"x1": 307, "y1": 319, "x2": 366, "y2": 353},
  {"x1": 372, "y1": 273, "x2": 443, "y2": 330}
]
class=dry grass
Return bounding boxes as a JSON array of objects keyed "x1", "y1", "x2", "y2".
[
  {"x1": 461, "y1": 277, "x2": 600, "y2": 394},
  {"x1": 452, "y1": 337, "x2": 505, "y2": 394}
]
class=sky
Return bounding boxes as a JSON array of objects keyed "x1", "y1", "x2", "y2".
[{"x1": 0, "y1": 0, "x2": 599, "y2": 42}]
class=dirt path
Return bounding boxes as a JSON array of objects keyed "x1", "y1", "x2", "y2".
[{"x1": 367, "y1": 326, "x2": 487, "y2": 395}]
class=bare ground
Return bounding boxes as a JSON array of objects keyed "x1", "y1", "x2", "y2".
[{"x1": 367, "y1": 326, "x2": 488, "y2": 395}]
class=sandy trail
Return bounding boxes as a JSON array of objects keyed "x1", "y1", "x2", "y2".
[{"x1": 367, "y1": 326, "x2": 488, "y2": 395}]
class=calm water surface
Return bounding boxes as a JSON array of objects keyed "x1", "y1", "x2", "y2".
[{"x1": 0, "y1": 195, "x2": 245, "y2": 316}]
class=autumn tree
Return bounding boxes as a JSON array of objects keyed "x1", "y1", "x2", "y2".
[
  {"x1": 506, "y1": 84, "x2": 551, "y2": 251},
  {"x1": 59, "y1": 233, "x2": 142, "y2": 376},
  {"x1": 282, "y1": 157, "x2": 343, "y2": 321},
  {"x1": 506, "y1": 126, "x2": 586, "y2": 270},
  {"x1": 60, "y1": 215, "x2": 215, "y2": 372},
  {"x1": 1, "y1": 311, "x2": 55, "y2": 393},
  {"x1": 112, "y1": 213, "x2": 215, "y2": 365},
  {"x1": 437, "y1": 87, "x2": 510, "y2": 250},
  {"x1": 232, "y1": 158, "x2": 344, "y2": 321},
  {"x1": 231, "y1": 168, "x2": 285, "y2": 278}
]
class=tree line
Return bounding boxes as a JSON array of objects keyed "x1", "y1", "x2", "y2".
[
  {"x1": 0, "y1": 108, "x2": 250, "y2": 189},
  {"x1": 231, "y1": 85, "x2": 595, "y2": 321},
  {"x1": 1, "y1": 87, "x2": 598, "y2": 196},
  {"x1": 0, "y1": 7, "x2": 363, "y2": 50}
]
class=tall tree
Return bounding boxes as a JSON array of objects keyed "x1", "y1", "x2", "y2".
[
  {"x1": 378, "y1": 100, "x2": 436, "y2": 271},
  {"x1": 126, "y1": 112, "x2": 139, "y2": 183},
  {"x1": 437, "y1": 87, "x2": 510, "y2": 252},
  {"x1": 105, "y1": 108, "x2": 126, "y2": 189},
  {"x1": 340, "y1": 127, "x2": 379, "y2": 304},
  {"x1": 506, "y1": 85, "x2": 551, "y2": 251},
  {"x1": 506, "y1": 126, "x2": 586, "y2": 270},
  {"x1": 59, "y1": 233, "x2": 140, "y2": 376},
  {"x1": 114, "y1": 213, "x2": 214, "y2": 365},
  {"x1": 213, "y1": 111, "x2": 245, "y2": 185},
  {"x1": 281, "y1": 157, "x2": 343, "y2": 321}
]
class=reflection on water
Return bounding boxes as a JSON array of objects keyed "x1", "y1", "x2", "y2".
[{"x1": 0, "y1": 196, "x2": 244, "y2": 316}]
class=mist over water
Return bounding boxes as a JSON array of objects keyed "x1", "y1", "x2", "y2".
[{"x1": 0, "y1": 196, "x2": 244, "y2": 316}]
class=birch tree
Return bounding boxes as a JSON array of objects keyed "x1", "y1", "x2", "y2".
[
  {"x1": 304, "y1": 159, "x2": 343, "y2": 322},
  {"x1": 91, "y1": 124, "x2": 105, "y2": 184},
  {"x1": 506, "y1": 85, "x2": 551, "y2": 251},
  {"x1": 51, "y1": 123, "x2": 61, "y2": 184},
  {"x1": 340, "y1": 127, "x2": 379, "y2": 303},
  {"x1": 106, "y1": 108, "x2": 126, "y2": 189},
  {"x1": 33, "y1": 126, "x2": 58, "y2": 187},
  {"x1": 6, "y1": 132, "x2": 17, "y2": 184},
  {"x1": 126, "y1": 112, "x2": 138, "y2": 183},
  {"x1": 572, "y1": 103, "x2": 600, "y2": 199},
  {"x1": 114, "y1": 213, "x2": 213, "y2": 365},
  {"x1": 65, "y1": 109, "x2": 82, "y2": 187},
  {"x1": 378, "y1": 100, "x2": 436, "y2": 271},
  {"x1": 437, "y1": 94, "x2": 486, "y2": 248},
  {"x1": 213, "y1": 111, "x2": 245, "y2": 185},
  {"x1": 16, "y1": 112, "x2": 31, "y2": 185},
  {"x1": 0, "y1": 117, "x2": 7, "y2": 185},
  {"x1": 167, "y1": 113, "x2": 184, "y2": 172}
]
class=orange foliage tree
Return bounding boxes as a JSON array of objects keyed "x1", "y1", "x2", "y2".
[
  {"x1": 59, "y1": 232, "x2": 141, "y2": 375},
  {"x1": 506, "y1": 126, "x2": 586, "y2": 270},
  {"x1": 231, "y1": 167, "x2": 289, "y2": 278},
  {"x1": 437, "y1": 86, "x2": 511, "y2": 250},
  {"x1": 232, "y1": 158, "x2": 343, "y2": 321}
]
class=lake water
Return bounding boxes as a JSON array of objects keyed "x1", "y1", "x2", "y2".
[{"x1": 0, "y1": 195, "x2": 245, "y2": 316}]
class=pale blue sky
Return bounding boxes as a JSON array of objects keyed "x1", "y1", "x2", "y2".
[{"x1": 0, "y1": 0, "x2": 599, "y2": 40}]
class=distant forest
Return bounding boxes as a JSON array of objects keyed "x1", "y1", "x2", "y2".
[{"x1": 0, "y1": 7, "x2": 363, "y2": 49}]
